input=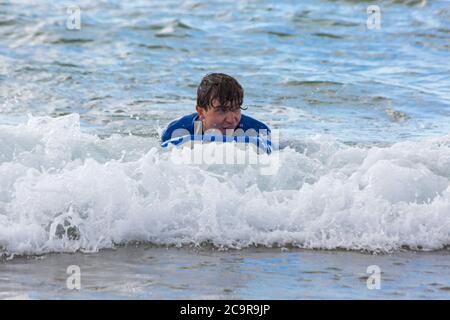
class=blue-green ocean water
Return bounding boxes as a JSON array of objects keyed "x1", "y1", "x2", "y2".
[{"x1": 1, "y1": 0, "x2": 449, "y2": 142}]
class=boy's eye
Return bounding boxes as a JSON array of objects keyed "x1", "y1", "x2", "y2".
[
  {"x1": 213, "y1": 106, "x2": 227, "y2": 113},
  {"x1": 213, "y1": 106, "x2": 241, "y2": 113}
]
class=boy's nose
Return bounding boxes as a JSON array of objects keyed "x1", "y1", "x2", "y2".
[{"x1": 224, "y1": 112, "x2": 237, "y2": 124}]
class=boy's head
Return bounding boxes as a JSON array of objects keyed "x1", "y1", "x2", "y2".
[{"x1": 196, "y1": 73, "x2": 245, "y2": 134}]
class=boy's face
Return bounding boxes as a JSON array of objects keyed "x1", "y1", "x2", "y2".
[{"x1": 196, "y1": 99, "x2": 241, "y2": 135}]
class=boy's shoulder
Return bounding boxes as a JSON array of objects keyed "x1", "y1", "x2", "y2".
[
  {"x1": 161, "y1": 113, "x2": 198, "y2": 142},
  {"x1": 239, "y1": 114, "x2": 271, "y2": 132}
]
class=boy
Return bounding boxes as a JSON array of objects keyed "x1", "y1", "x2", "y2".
[{"x1": 161, "y1": 73, "x2": 270, "y2": 142}]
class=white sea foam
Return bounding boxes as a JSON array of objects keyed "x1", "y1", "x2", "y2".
[{"x1": 0, "y1": 114, "x2": 449, "y2": 256}]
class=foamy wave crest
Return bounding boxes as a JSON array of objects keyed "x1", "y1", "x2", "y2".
[{"x1": 1, "y1": 114, "x2": 449, "y2": 256}]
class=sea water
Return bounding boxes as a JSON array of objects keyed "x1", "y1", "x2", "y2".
[{"x1": 0, "y1": 0, "x2": 449, "y2": 299}]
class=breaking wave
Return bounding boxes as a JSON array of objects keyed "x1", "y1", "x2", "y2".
[{"x1": 1, "y1": 114, "x2": 449, "y2": 257}]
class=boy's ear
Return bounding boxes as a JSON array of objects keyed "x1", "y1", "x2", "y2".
[{"x1": 196, "y1": 105, "x2": 205, "y2": 120}]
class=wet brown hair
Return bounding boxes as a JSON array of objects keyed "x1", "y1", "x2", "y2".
[{"x1": 196, "y1": 73, "x2": 245, "y2": 110}]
